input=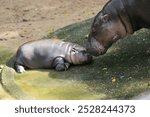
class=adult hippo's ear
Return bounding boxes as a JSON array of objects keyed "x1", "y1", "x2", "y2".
[{"x1": 101, "y1": 14, "x2": 110, "y2": 23}]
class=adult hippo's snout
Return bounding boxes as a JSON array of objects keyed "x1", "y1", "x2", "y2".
[{"x1": 86, "y1": 37, "x2": 107, "y2": 56}]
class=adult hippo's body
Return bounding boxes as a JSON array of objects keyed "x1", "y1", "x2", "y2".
[
  {"x1": 87, "y1": 0, "x2": 150, "y2": 56},
  {"x1": 15, "y1": 39, "x2": 92, "y2": 73}
]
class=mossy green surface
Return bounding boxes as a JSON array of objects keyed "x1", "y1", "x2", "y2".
[
  {"x1": 16, "y1": 70, "x2": 106, "y2": 100},
  {"x1": 48, "y1": 18, "x2": 93, "y2": 46},
  {"x1": 1, "y1": 66, "x2": 31, "y2": 99},
  {"x1": 0, "y1": 19, "x2": 150, "y2": 99},
  {"x1": 0, "y1": 47, "x2": 15, "y2": 99},
  {"x1": 0, "y1": 47, "x2": 13, "y2": 65}
]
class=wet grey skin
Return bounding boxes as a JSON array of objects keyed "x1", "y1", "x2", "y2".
[
  {"x1": 87, "y1": 0, "x2": 150, "y2": 56},
  {"x1": 15, "y1": 38, "x2": 92, "y2": 73}
]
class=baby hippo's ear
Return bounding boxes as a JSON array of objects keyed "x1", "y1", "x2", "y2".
[{"x1": 101, "y1": 14, "x2": 110, "y2": 23}]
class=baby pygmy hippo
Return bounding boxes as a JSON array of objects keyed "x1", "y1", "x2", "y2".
[{"x1": 14, "y1": 38, "x2": 92, "y2": 73}]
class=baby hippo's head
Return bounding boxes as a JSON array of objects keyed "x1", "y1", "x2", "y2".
[{"x1": 70, "y1": 46, "x2": 92, "y2": 65}]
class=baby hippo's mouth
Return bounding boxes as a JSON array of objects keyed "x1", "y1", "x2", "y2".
[{"x1": 86, "y1": 53, "x2": 93, "y2": 63}]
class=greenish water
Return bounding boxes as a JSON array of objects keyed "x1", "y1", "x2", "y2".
[{"x1": 1, "y1": 18, "x2": 150, "y2": 99}]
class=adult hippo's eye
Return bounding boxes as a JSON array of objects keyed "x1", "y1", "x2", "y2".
[{"x1": 92, "y1": 27, "x2": 96, "y2": 33}]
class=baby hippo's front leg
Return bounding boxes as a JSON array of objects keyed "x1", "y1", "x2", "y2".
[
  {"x1": 15, "y1": 63, "x2": 26, "y2": 73},
  {"x1": 52, "y1": 57, "x2": 70, "y2": 71}
]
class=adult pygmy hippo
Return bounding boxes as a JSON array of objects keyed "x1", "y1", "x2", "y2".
[
  {"x1": 15, "y1": 39, "x2": 92, "y2": 73},
  {"x1": 87, "y1": 0, "x2": 150, "y2": 56}
]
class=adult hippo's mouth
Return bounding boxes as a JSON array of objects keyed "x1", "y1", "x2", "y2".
[
  {"x1": 86, "y1": 37, "x2": 107, "y2": 56},
  {"x1": 86, "y1": 44, "x2": 107, "y2": 56}
]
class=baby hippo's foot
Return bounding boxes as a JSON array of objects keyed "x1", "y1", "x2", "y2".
[
  {"x1": 55, "y1": 63, "x2": 70, "y2": 71},
  {"x1": 53, "y1": 57, "x2": 70, "y2": 71},
  {"x1": 55, "y1": 64, "x2": 65, "y2": 71},
  {"x1": 16, "y1": 65, "x2": 25, "y2": 73},
  {"x1": 64, "y1": 63, "x2": 70, "y2": 70}
]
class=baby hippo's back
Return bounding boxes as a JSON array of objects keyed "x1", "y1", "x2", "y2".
[{"x1": 15, "y1": 39, "x2": 73, "y2": 69}]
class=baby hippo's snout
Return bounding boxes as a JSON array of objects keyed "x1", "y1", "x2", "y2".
[
  {"x1": 78, "y1": 50, "x2": 93, "y2": 64},
  {"x1": 71, "y1": 48, "x2": 93, "y2": 65}
]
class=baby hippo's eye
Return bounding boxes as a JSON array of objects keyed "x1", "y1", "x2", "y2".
[{"x1": 81, "y1": 50, "x2": 88, "y2": 55}]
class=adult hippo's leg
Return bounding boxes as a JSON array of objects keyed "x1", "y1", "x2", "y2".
[
  {"x1": 52, "y1": 57, "x2": 70, "y2": 71},
  {"x1": 15, "y1": 63, "x2": 26, "y2": 73}
]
